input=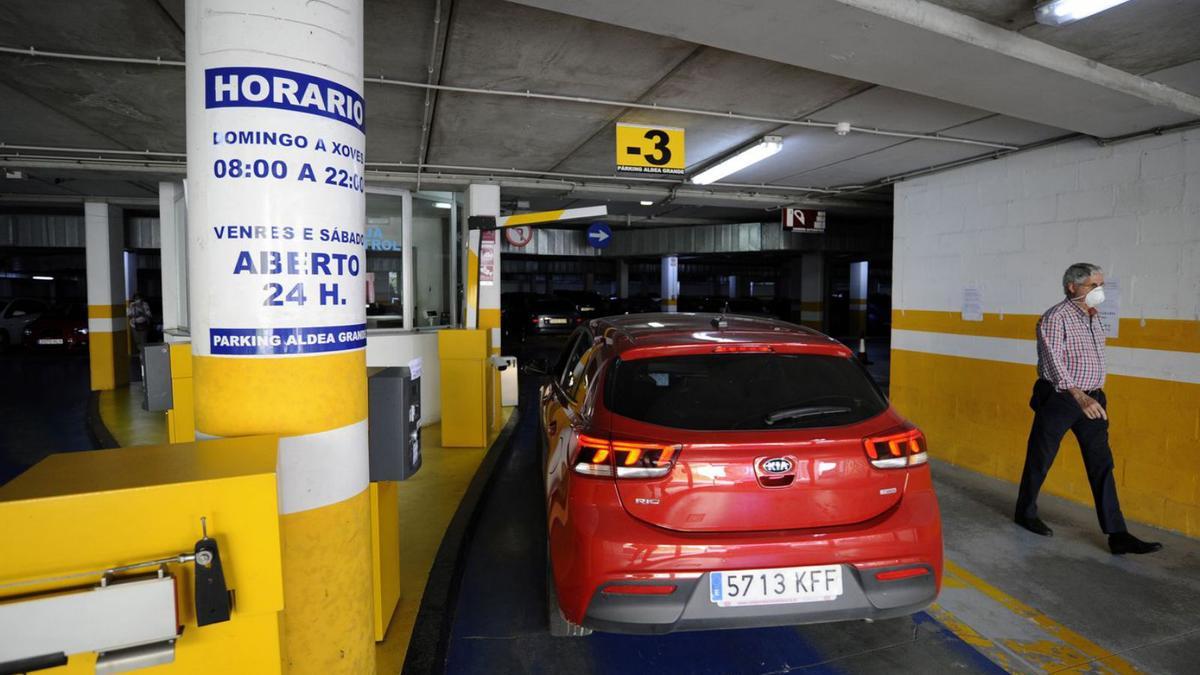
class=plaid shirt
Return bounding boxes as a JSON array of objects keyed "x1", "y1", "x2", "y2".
[{"x1": 1036, "y1": 299, "x2": 1106, "y2": 392}]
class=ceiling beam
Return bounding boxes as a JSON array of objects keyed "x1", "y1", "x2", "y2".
[{"x1": 508, "y1": 0, "x2": 1200, "y2": 137}]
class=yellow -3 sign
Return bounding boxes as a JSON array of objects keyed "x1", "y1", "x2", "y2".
[{"x1": 616, "y1": 123, "x2": 685, "y2": 174}]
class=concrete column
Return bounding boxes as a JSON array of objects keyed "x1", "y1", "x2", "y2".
[
  {"x1": 801, "y1": 253, "x2": 825, "y2": 330},
  {"x1": 617, "y1": 259, "x2": 629, "y2": 299},
  {"x1": 467, "y1": 183, "x2": 502, "y2": 428},
  {"x1": 850, "y1": 260, "x2": 868, "y2": 337},
  {"x1": 85, "y1": 201, "x2": 128, "y2": 391},
  {"x1": 158, "y1": 181, "x2": 189, "y2": 334},
  {"x1": 661, "y1": 255, "x2": 678, "y2": 312},
  {"x1": 401, "y1": 190, "x2": 414, "y2": 330},
  {"x1": 186, "y1": 1, "x2": 374, "y2": 671},
  {"x1": 448, "y1": 194, "x2": 458, "y2": 326}
]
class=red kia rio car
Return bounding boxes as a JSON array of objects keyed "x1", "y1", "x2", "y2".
[{"x1": 539, "y1": 313, "x2": 942, "y2": 636}]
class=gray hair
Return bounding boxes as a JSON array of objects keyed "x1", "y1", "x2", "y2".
[{"x1": 1062, "y1": 263, "x2": 1103, "y2": 293}]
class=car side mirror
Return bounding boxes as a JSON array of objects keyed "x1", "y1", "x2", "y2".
[{"x1": 521, "y1": 357, "x2": 550, "y2": 376}]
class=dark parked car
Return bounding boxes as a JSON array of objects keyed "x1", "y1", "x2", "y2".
[
  {"x1": 526, "y1": 297, "x2": 582, "y2": 338},
  {"x1": 552, "y1": 290, "x2": 608, "y2": 320},
  {"x1": 608, "y1": 294, "x2": 661, "y2": 315},
  {"x1": 24, "y1": 302, "x2": 89, "y2": 350}
]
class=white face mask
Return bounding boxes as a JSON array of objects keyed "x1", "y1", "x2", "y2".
[{"x1": 1077, "y1": 286, "x2": 1105, "y2": 308}]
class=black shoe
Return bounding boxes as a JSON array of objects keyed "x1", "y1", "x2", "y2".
[
  {"x1": 1109, "y1": 532, "x2": 1163, "y2": 555},
  {"x1": 1014, "y1": 516, "x2": 1053, "y2": 536}
]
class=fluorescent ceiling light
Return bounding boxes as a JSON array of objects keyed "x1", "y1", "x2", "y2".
[
  {"x1": 639, "y1": 200, "x2": 654, "y2": 206},
  {"x1": 434, "y1": 202, "x2": 452, "y2": 209},
  {"x1": 1034, "y1": 0, "x2": 1133, "y2": 26},
  {"x1": 691, "y1": 136, "x2": 783, "y2": 186},
  {"x1": 32, "y1": 275, "x2": 54, "y2": 281}
]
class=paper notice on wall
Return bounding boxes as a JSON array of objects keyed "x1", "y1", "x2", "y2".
[
  {"x1": 407, "y1": 357, "x2": 422, "y2": 380},
  {"x1": 961, "y1": 287, "x2": 984, "y2": 322},
  {"x1": 479, "y1": 230, "x2": 497, "y2": 286},
  {"x1": 1099, "y1": 276, "x2": 1120, "y2": 338}
]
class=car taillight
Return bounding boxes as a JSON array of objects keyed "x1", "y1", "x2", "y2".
[
  {"x1": 575, "y1": 434, "x2": 681, "y2": 478},
  {"x1": 863, "y1": 428, "x2": 928, "y2": 469},
  {"x1": 531, "y1": 316, "x2": 541, "y2": 324}
]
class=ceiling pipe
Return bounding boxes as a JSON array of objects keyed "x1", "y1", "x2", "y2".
[{"x1": 0, "y1": 44, "x2": 1018, "y2": 151}]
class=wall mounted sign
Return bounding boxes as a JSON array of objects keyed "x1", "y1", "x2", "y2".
[
  {"x1": 782, "y1": 208, "x2": 826, "y2": 233},
  {"x1": 505, "y1": 225, "x2": 534, "y2": 247}
]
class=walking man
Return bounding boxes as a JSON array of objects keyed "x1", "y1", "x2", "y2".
[
  {"x1": 128, "y1": 293, "x2": 153, "y2": 363},
  {"x1": 1014, "y1": 263, "x2": 1162, "y2": 555}
]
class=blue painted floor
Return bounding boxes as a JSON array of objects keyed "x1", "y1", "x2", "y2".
[
  {"x1": 443, "y1": 338, "x2": 1002, "y2": 674},
  {"x1": 0, "y1": 350, "x2": 94, "y2": 485}
]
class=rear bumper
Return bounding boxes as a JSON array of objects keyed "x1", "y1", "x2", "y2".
[
  {"x1": 583, "y1": 564, "x2": 936, "y2": 635},
  {"x1": 549, "y1": 467, "x2": 942, "y2": 631}
]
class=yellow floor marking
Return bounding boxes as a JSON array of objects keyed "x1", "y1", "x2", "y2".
[
  {"x1": 375, "y1": 408, "x2": 515, "y2": 674},
  {"x1": 97, "y1": 384, "x2": 168, "y2": 447},
  {"x1": 936, "y1": 560, "x2": 1142, "y2": 674}
]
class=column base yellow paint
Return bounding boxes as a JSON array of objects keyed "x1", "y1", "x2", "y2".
[
  {"x1": 280, "y1": 489, "x2": 376, "y2": 674},
  {"x1": 88, "y1": 329, "x2": 130, "y2": 391},
  {"x1": 370, "y1": 481, "x2": 401, "y2": 642}
]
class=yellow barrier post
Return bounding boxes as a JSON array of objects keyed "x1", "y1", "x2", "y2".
[
  {"x1": 439, "y1": 330, "x2": 490, "y2": 447},
  {"x1": 185, "y1": 1, "x2": 375, "y2": 671}
]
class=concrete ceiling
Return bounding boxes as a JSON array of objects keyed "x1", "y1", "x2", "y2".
[{"x1": 0, "y1": 0, "x2": 1198, "y2": 225}]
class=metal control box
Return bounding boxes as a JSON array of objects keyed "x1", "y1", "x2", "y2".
[
  {"x1": 141, "y1": 343, "x2": 173, "y2": 412},
  {"x1": 367, "y1": 366, "x2": 422, "y2": 481}
]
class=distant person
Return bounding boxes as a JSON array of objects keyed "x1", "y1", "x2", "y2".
[
  {"x1": 128, "y1": 293, "x2": 152, "y2": 360},
  {"x1": 1014, "y1": 263, "x2": 1162, "y2": 555}
]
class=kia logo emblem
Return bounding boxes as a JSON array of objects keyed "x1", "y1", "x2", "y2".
[{"x1": 762, "y1": 458, "x2": 793, "y2": 474}]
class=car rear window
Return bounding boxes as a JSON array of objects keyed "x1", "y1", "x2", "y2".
[{"x1": 606, "y1": 353, "x2": 887, "y2": 430}]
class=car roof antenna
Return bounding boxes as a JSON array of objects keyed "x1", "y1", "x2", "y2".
[{"x1": 712, "y1": 301, "x2": 729, "y2": 329}]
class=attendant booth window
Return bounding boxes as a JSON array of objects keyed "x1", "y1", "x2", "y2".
[{"x1": 364, "y1": 188, "x2": 463, "y2": 330}]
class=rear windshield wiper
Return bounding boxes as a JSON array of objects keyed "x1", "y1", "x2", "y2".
[{"x1": 764, "y1": 406, "x2": 853, "y2": 426}]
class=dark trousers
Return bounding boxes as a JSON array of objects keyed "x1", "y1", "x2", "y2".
[{"x1": 1015, "y1": 379, "x2": 1127, "y2": 534}]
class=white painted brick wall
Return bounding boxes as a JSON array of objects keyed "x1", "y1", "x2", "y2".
[{"x1": 895, "y1": 130, "x2": 1200, "y2": 321}]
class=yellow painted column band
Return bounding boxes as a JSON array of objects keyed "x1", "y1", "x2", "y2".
[{"x1": 194, "y1": 351, "x2": 367, "y2": 437}]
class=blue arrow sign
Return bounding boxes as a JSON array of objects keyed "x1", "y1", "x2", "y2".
[{"x1": 587, "y1": 221, "x2": 612, "y2": 249}]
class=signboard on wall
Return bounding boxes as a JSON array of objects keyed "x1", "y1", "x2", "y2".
[
  {"x1": 616, "y1": 123, "x2": 686, "y2": 174},
  {"x1": 782, "y1": 208, "x2": 825, "y2": 233},
  {"x1": 479, "y1": 230, "x2": 497, "y2": 286}
]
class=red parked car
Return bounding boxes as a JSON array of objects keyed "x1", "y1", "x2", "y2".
[
  {"x1": 538, "y1": 313, "x2": 941, "y2": 636},
  {"x1": 23, "y1": 302, "x2": 89, "y2": 350}
]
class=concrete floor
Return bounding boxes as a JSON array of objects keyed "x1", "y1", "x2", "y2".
[
  {"x1": 440, "y1": 335, "x2": 1200, "y2": 674},
  {"x1": 0, "y1": 350, "x2": 93, "y2": 485}
]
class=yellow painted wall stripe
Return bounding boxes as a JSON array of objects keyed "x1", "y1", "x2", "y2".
[
  {"x1": 87, "y1": 303, "x2": 126, "y2": 319},
  {"x1": 193, "y1": 350, "x2": 367, "y2": 438},
  {"x1": 941, "y1": 561, "x2": 1141, "y2": 674},
  {"x1": 890, "y1": 349, "x2": 1200, "y2": 536},
  {"x1": 894, "y1": 309, "x2": 1200, "y2": 354}
]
